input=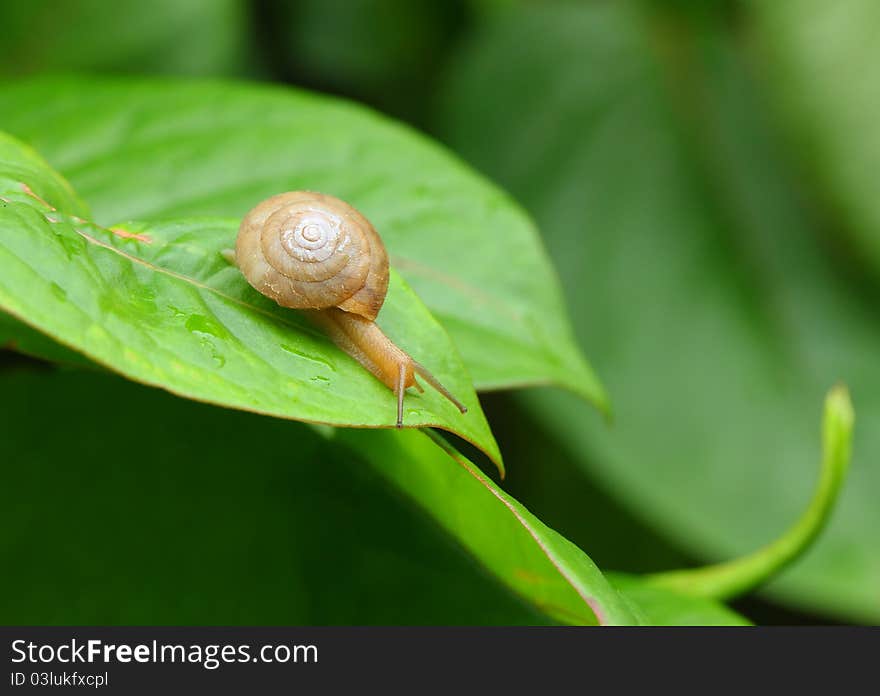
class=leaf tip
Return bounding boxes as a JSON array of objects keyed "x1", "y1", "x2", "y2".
[
  {"x1": 824, "y1": 383, "x2": 854, "y2": 438},
  {"x1": 822, "y1": 383, "x2": 855, "y2": 493}
]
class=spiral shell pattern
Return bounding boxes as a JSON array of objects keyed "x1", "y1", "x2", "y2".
[{"x1": 235, "y1": 191, "x2": 389, "y2": 320}]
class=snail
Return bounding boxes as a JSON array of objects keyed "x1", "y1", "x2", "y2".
[{"x1": 229, "y1": 191, "x2": 467, "y2": 428}]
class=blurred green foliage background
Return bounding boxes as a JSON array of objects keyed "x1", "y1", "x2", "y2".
[{"x1": 2, "y1": 0, "x2": 878, "y2": 624}]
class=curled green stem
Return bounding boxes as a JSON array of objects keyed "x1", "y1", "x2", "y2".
[{"x1": 644, "y1": 385, "x2": 854, "y2": 601}]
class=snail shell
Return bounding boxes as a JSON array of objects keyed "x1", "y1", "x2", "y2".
[
  {"x1": 232, "y1": 190, "x2": 468, "y2": 428},
  {"x1": 235, "y1": 191, "x2": 389, "y2": 320}
]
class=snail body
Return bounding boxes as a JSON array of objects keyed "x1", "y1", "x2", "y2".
[{"x1": 232, "y1": 191, "x2": 466, "y2": 427}]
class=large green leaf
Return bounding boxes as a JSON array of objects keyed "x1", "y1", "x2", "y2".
[
  {"x1": 0, "y1": 75, "x2": 605, "y2": 410},
  {"x1": 4, "y1": 364, "x2": 752, "y2": 625},
  {"x1": 0, "y1": 367, "x2": 542, "y2": 624},
  {"x1": 0, "y1": 0, "x2": 254, "y2": 77},
  {"x1": 0, "y1": 132, "x2": 500, "y2": 464},
  {"x1": 752, "y1": 0, "x2": 880, "y2": 276},
  {"x1": 0, "y1": 121, "x2": 632, "y2": 620},
  {"x1": 0, "y1": 365, "x2": 638, "y2": 625},
  {"x1": 438, "y1": 3, "x2": 880, "y2": 621}
]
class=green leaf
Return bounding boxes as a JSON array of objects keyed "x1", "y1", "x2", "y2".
[
  {"x1": 0, "y1": 0, "x2": 255, "y2": 77},
  {"x1": 0, "y1": 75, "x2": 605, "y2": 411},
  {"x1": 0, "y1": 365, "x2": 639, "y2": 626},
  {"x1": 0, "y1": 362, "x2": 747, "y2": 627},
  {"x1": 752, "y1": 0, "x2": 880, "y2": 276},
  {"x1": 0, "y1": 134, "x2": 501, "y2": 467},
  {"x1": 337, "y1": 427, "x2": 638, "y2": 625},
  {"x1": 438, "y1": 3, "x2": 880, "y2": 621},
  {"x1": 0, "y1": 367, "x2": 542, "y2": 624}
]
